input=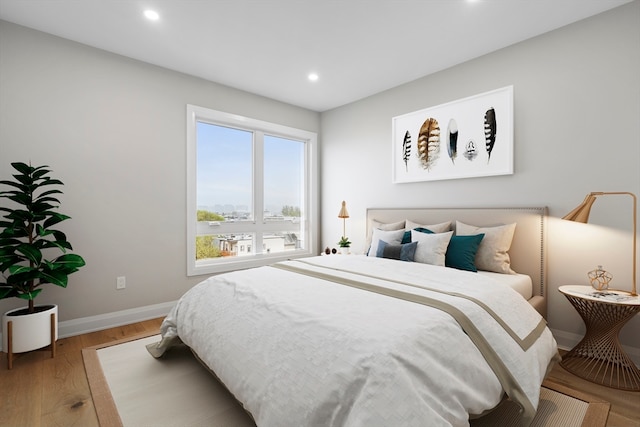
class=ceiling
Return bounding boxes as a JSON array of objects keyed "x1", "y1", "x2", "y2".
[{"x1": 0, "y1": 0, "x2": 632, "y2": 112}]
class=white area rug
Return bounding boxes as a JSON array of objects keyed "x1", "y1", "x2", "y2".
[
  {"x1": 84, "y1": 334, "x2": 255, "y2": 427},
  {"x1": 83, "y1": 334, "x2": 609, "y2": 427},
  {"x1": 470, "y1": 384, "x2": 607, "y2": 427}
]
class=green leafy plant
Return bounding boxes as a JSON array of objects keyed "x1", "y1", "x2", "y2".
[
  {"x1": 197, "y1": 210, "x2": 225, "y2": 222},
  {"x1": 0, "y1": 162, "x2": 86, "y2": 314},
  {"x1": 338, "y1": 236, "x2": 351, "y2": 248},
  {"x1": 196, "y1": 235, "x2": 223, "y2": 259}
]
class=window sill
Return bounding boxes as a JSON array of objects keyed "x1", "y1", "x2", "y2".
[{"x1": 188, "y1": 249, "x2": 315, "y2": 276}]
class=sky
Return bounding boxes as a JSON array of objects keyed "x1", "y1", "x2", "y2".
[{"x1": 196, "y1": 122, "x2": 304, "y2": 214}]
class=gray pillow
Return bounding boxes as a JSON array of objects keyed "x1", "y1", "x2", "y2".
[{"x1": 376, "y1": 240, "x2": 418, "y2": 262}]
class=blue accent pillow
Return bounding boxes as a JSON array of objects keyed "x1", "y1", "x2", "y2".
[
  {"x1": 445, "y1": 234, "x2": 485, "y2": 272},
  {"x1": 401, "y1": 227, "x2": 434, "y2": 244},
  {"x1": 376, "y1": 240, "x2": 418, "y2": 262}
]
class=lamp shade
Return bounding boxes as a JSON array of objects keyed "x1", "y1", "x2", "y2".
[
  {"x1": 562, "y1": 194, "x2": 598, "y2": 223},
  {"x1": 338, "y1": 201, "x2": 349, "y2": 219}
]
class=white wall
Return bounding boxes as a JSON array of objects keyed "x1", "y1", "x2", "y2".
[
  {"x1": 0, "y1": 20, "x2": 320, "y2": 322},
  {"x1": 320, "y1": 1, "x2": 640, "y2": 358}
]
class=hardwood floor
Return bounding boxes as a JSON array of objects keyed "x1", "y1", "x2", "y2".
[
  {"x1": 0, "y1": 317, "x2": 163, "y2": 427},
  {"x1": 547, "y1": 351, "x2": 640, "y2": 427},
  {"x1": 0, "y1": 318, "x2": 638, "y2": 427}
]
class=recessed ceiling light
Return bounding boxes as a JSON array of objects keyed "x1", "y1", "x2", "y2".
[
  {"x1": 144, "y1": 10, "x2": 160, "y2": 21},
  {"x1": 308, "y1": 73, "x2": 319, "y2": 82}
]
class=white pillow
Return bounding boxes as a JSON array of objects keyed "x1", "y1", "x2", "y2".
[
  {"x1": 406, "y1": 220, "x2": 451, "y2": 233},
  {"x1": 411, "y1": 230, "x2": 453, "y2": 266},
  {"x1": 455, "y1": 221, "x2": 516, "y2": 274},
  {"x1": 368, "y1": 228, "x2": 406, "y2": 257},
  {"x1": 371, "y1": 219, "x2": 406, "y2": 231},
  {"x1": 366, "y1": 220, "x2": 405, "y2": 251}
]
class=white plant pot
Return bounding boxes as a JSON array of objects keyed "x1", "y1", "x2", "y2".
[
  {"x1": 340, "y1": 247, "x2": 350, "y2": 254},
  {"x1": 2, "y1": 304, "x2": 58, "y2": 353}
]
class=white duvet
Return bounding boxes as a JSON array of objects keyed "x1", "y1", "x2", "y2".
[{"x1": 151, "y1": 255, "x2": 559, "y2": 427}]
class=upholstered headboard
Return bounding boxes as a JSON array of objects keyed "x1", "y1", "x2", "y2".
[{"x1": 366, "y1": 207, "x2": 548, "y2": 317}]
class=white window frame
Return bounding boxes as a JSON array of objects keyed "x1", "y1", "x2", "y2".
[{"x1": 186, "y1": 104, "x2": 318, "y2": 276}]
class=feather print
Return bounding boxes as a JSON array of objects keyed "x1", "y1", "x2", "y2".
[
  {"x1": 463, "y1": 140, "x2": 478, "y2": 161},
  {"x1": 417, "y1": 118, "x2": 440, "y2": 170},
  {"x1": 447, "y1": 119, "x2": 458, "y2": 164},
  {"x1": 484, "y1": 107, "x2": 497, "y2": 162},
  {"x1": 402, "y1": 130, "x2": 411, "y2": 172}
]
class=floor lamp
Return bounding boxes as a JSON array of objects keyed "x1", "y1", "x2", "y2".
[{"x1": 563, "y1": 191, "x2": 637, "y2": 296}]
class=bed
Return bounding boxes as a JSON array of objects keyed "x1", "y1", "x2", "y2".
[{"x1": 149, "y1": 207, "x2": 559, "y2": 427}]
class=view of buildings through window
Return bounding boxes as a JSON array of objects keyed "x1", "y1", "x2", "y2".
[{"x1": 195, "y1": 122, "x2": 305, "y2": 260}]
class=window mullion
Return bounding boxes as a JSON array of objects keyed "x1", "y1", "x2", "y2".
[{"x1": 254, "y1": 131, "x2": 264, "y2": 254}]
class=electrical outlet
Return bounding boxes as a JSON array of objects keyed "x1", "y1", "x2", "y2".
[{"x1": 116, "y1": 276, "x2": 126, "y2": 290}]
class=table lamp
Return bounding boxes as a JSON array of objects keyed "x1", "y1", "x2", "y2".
[{"x1": 338, "y1": 201, "x2": 349, "y2": 238}]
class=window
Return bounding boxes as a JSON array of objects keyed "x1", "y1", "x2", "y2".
[{"x1": 187, "y1": 105, "x2": 318, "y2": 276}]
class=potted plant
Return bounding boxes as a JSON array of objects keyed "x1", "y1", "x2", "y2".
[
  {"x1": 338, "y1": 236, "x2": 351, "y2": 254},
  {"x1": 0, "y1": 162, "x2": 85, "y2": 365}
]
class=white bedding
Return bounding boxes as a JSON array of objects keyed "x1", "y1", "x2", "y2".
[
  {"x1": 477, "y1": 271, "x2": 533, "y2": 300},
  {"x1": 150, "y1": 255, "x2": 559, "y2": 427}
]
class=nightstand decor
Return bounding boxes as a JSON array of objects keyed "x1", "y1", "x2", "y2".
[
  {"x1": 587, "y1": 265, "x2": 612, "y2": 291},
  {"x1": 563, "y1": 191, "x2": 637, "y2": 296}
]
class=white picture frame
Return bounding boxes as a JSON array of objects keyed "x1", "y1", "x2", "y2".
[{"x1": 392, "y1": 86, "x2": 514, "y2": 183}]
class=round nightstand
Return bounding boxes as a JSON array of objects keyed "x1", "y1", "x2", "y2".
[{"x1": 558, "y1": 285, "x2": 640, "y2": 391}]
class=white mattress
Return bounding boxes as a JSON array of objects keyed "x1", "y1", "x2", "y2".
[{"x1": 478, "y1": 271, "x2": 533, "y2": 300}]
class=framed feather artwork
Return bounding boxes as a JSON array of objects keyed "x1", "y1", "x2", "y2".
[{"x1": 392, "y1": 86, "x2": 513, "y2": 183}]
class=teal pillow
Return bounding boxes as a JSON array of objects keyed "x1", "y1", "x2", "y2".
[
  {"x1": 401, "y1": 227, "x2": 433, "y2": 244},
  {"x1": 376, "y1": 240, "x2": 418, "y2": 262},
  {"x1": 445, "y1": 234, "x2": 485, "y2": 272}
]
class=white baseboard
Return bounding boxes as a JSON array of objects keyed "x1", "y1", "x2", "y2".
[
  {"x1": 0, "y1": 301, "x2": 175, "y2": 352},
  {"x1": 551, "y1": 328, "x2": 640, "y2": 367}
]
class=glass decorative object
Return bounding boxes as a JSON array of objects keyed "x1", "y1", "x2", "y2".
[{"x1": 588, "y1": 265, "x2": 612, "y2": 291}]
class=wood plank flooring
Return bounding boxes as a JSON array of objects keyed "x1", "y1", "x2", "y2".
[
  {"x1": 0, "y1": 318, "x2": 162, "y2": 427},
  {"x1": 1, "y1": 317, "x2": 638, "y2": 427}
]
